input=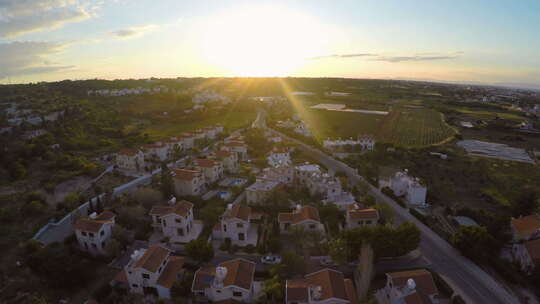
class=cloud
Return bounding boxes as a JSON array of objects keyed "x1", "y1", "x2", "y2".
[
  {"x1": 309, "y1": 52, "x2": 463, "y2": 62},
  {"x1": 0, "y1": 41, "x2": 74, "y2": 78},
  {"x1": 0, "y1": 0, "x2": 95, "y2": 37},
  {"x1": 310, "y1": 53, "x2": 376, "y2": 60},
  {"x1": 109, "y1": 24, "x2": 158, "y2": 39}
]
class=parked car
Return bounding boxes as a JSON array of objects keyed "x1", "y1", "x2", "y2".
[
  {"x1": 261, "y1": 255, "x2": 282, "y2": 264},
  {"x1": 319, "y1": 257, "x2": 337, "y2": 266}
]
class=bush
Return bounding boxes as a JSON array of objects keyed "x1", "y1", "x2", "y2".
[
  {"x1": 381, "y1": 187, "x2": 406, "y2": 207},
  {"x1": 409, "y1": 208, "x2": 428, "y2": 224},
  {"x1": 228, "y1": 244, "x2": 239, "y2": 254}
]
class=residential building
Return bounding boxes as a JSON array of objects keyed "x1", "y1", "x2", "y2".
[
  {"x1": 512, "y1": 239, "x2": 540, "y2": 274},
  {"x1": 213, "y1": 150, "x2": 239, "y2": 174},
  {"x1": 305, "y1": 173, "x2": 343, "y2": 201},
  {"x1": 322, "y1": 192, "x2": 356, "y2": 210},
  {"x1": 345, "y1": 204, "x2": 379, "y2": 229},
  {"x1": 295, "y1": 163, "x2": 322, "y2": 184},
  {"x1": 172, "y1": 169, "x2": 205, "y2": 197},
  {"x1": 213, "y1": 204, "x2": 258, "y2": 246},
  {"x1": 267, "y1": 147, "x2": 291, "y2": 167},
  {"x1": 511, "y1": 215, "x2": 540, "y2": 242},
  {"x1": 221, "y1": 141, "x2": 248, "y2": 161},
  {"x1": 192, "y1": 258, "x2": 261, "y2": 302},
  {"x1": 163, "y1": 137, "x2": 184, "y2": 159},
  {"x1": 149, "y1": 199, "x2": 202, "y2": 243},
  {"x1": 257, "y1": 166, "x2": 295, "y2": 185},
  {"x1": 143, "y1": 142, "x2": 169, "y2": 162},
  {"x1": 268, "y1": 135, "x2": 282, "y2": 143},
  {"x1": 278, "y1": 205, "x2": 325, "y2": 235},
  {"x1": 245, "y1": 179, "x2": 279, "y2": 205},
  {"x1": 389, "y1": 170, "x2": 427, "y2": 206},
  {"x1": 179, "y1": 133, "x2": 195, "y2": 149},
  {"x1": 294, "y1": 122, "x2": 312, "y2": 137},
  {"x1": 116, "y1": 148, "x2": 145, "y2": 171},
  {"x1": 376, "y1": 269, "x2": 440, "y2": 304},
  {"x1": 74, "y1": 211, "x2": 116, "y2": 256},
  {"x1": 116, "y1": 245, "x2": 185, "y2": 299},
  {"x1": 194, "y1": 158, "x2": 224, "y2": 184},
  {"x1": 323, "y1": 135, "x2": 374, "y2": 151},
  {"x1": 285, "y1": 268, "x2": 358, "y2": 304}
]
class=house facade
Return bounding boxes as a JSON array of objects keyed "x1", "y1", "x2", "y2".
[
  {"x1": 267, "y1": 147, "x2": 291, "y2": 167},
  {"x1": 74, "y1": 211, "x2": 116, "y2": 256},
  {"x1": 389, "y1": 170, "x2": 427, "y2": 206},
  {"x1": 192, "y1": 258, "x2": 261, "y2": 302},
  {"x1": 221, "y1": 142, "x2": 248, "y2": 161},
  {"x1": 143, "y1": 142, "x2": 169, "y2": 162},
  {"x1": 213, "y1": 204, "x2": 258, "y2": 246},
  {"x1": 278, "y1": 205, "x2": 325, "y2": 235},
  {"x1": 172, "y1": 169, "x2": 206, "y2": 197},
  {"x1": 149, "y1": 200, "x2": 202, "y2": 243},
  {"x1": 245, "y1": 179, "x2": 279, "y2": 205},
  {"x1": 116, "y1": 148, "x2": 145, "y2": 171},
  {"x1": 194, "y1": 158, "x2": 224, "y2": 184},
  {"x1": 345, "y1": 204, "x2": 379, "y2": 229},
  {"x1": 285, "y1": 269, "x2": 358, "y2": 304},
  {"x1": 118, "y1": 245, "x2": 185, "y2": 299},
  {"x1": 213, "y1": 150, "x2": 239, "y2": 174}
]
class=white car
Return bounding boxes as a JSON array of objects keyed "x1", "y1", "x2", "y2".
[
  {"x1": 261, "y1": 255, "x2": 282, "y2": 264},
  {"x1": 319, "y1": 257, "x2": 337, "y2": 266}
]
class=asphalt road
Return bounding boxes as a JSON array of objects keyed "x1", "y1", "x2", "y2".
[{"x1": 267, "y1": 127, "x2": 520, "y2": 304}]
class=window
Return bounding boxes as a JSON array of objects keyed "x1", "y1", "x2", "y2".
[
  {"x1": 177, "y1": 228, "x2": 184, "y2": 236},
  {"x1": 233, "y1": 291, "x2": 242, "y2": 297},
  {"x1": 163, "y1": 220, "x2": 167, "y2": 227},
  {"x1": 101, "y1": 241, "x2": 105, "y2": 248},
  {"x1": 157, "y1": 217, "x2": 162, "y2": 223},
  {"x1": 223, "y1": 224, "x2": 227, "y2": 232},
  {"x1": 236, "y1": 223, "x2": 243, "y2": 228},
  {"x1": 89, "y1": 232, "x2": 95, "y2": 237},
  {"x1": 366, "y1": 220, "x2": 372, "y2": 225},
  {"x1": 132, "y1": 284, "x2": 139, "y2": 288},
  {"x1": 309, "y1": 224, "x2": 316, "y2": 229},
  {"x1": 238, "y1": 233, "x2": 245, "y2": 241},
  {"x1": 82, "y1": 231, "x2": 87, "y2": 236},
  {"x1": 142, "y1": 273, "x2": 150, "y2": 279},
  {"x1": 100, "y1": 230, "x2": 104, "y2": 236},
  {"x1": 91, "y1": 243, "x2": 97, "y2": 248},
  {"x1": 159, "y1": 266, "x2": 163, "y2": 273},
  {"x1": 216, "y1": 290, "x2": 221, "y2": 293},
  {"x1": 175, "y1": 218, "x2": 182, "y2": 224},
  {"x1": 358, "y1": 221, "x2": 363, "y2": 225}
]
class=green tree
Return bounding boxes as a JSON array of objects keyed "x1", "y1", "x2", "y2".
[
  {"x1": 327, "y1": 238, "x2": 348, "y2": 265},
  {"x1": 279, "y1": 251, "x2": 306, "y2": 277},
  {"x1": 105, "y1": 239, "x2": 121, "y2": 258},
  {"x1": 185, "y1": 239, "x2": 214, "y2": 264},
  {"x1": 160, "y1": 163, "x2": 174, "y2": 199},
  {"x1": 451, "y1": 226, "x2": 499, "y2": 261}
]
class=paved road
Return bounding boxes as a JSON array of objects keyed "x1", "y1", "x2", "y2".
[{"x1": 268, "y1": 127, "x2": 520, "y2": 304}]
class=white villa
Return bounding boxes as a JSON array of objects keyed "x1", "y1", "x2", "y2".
[
  {"x1": 172, "y1": 169, "x2": 206, "y2": 197},
  {"x1": 149, "y1": 199, "x2": 203, "y2": 243},
  {"x1": 245, "y1": 179, "x2": 279, "y2": 205},
  {"x1": 74, "y1": 211, "x2": 116, "y2": 256},
  {"x1": 323, "y1": 135, "x2": 375, "y2": 151},
  {"x1": 116, "y1": 148, "x2": 145, "y2": 171},
  {"x1": 116, "y1": 245, "x2": 185, "y2": 299},
  {"x1": 345, "y1": 203, "x2": 379, "y2": 229},
  {"x1": 285, "y1": 269, "x2": 358, "y2": 304},
  {"x1": 213, "y1": 150, "x2": 239, "y2": 174},
  {"x1": 213, "y1": 204, "x2": 258, "y2": 246},
  {"x1": 389, "y1": 170, "x2": 427, "y2": 206},
  {"x1": 295, "y1": 122, "x2": 313, "y2": 137},
  {"x1": 257, "y1": 166, "x2": 295, "y2": 185},
  {"x1": 295, "y1": 163, "x2": 322, "y2": 184},
  {"x1": 143, "y1": 142, "x2": 169, "y2": 162},
  {"x1": 192, "y1": 258, "x2": 261, "y2": 302},
  {"x1": 194, "y1": 158, "x2": 224, "y2": 185},
  {"x1": 267, "y1": 147, "x2": 292, "y2": 167},
  {"x1": 278, "y1": 205, "x2": 325, "y2": 235},
  {"x1": 221, "y1": 141, "x2": 249, "y2": 161},
  {"x1": 376, "y1": 269, "x2": 439, "y2": 304}
]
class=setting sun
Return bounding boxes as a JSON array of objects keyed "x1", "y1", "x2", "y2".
[{"x1": 197, "y1": 6, "x2": 333, "y2": 76}]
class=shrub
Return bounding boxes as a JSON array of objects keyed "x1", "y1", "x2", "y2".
[
  {"x1": 409, "y1": 208, "x2": 428, "y2": 224},
  {"x1": 244, "y1": 244, "x2": 255, "y2": 254},
  {"x1": 228, "y1": 245, "x2": 239, "y2": 254}
]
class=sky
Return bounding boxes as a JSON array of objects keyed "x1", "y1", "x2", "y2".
[{"x1": 1, "y1": 0, "x2": 539, "y2": 88}]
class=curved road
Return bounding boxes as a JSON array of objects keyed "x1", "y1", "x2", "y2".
[{"x1": 267, "y1": 127, "x2": 519, "y2": 304}]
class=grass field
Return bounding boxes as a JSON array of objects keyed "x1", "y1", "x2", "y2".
[{"x1": 301, "y1": 107, "x2": 457, "y2": 147}]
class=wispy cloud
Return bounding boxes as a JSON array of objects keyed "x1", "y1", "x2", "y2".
[
  {"x1": 0, "y1": 41, "x2": 74, "y2": 78},
  {"x1": 109, "y1": 24, "x2": 158, "y2": 39},
  {"x1": 310, "y1": 52, "x2": 463, "y2": 62},
  {"x1": 0, "y1": 0, "x2": 97, "y2": 37}
]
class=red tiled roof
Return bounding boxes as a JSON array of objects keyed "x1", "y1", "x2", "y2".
[
  {"x1": 344, "y1": 278, "x2": 359, "y2": 304},
  {"x1": 195, "y1": 158, "x2": 219, "y2": 168},
  {"x1": 305, "y1": 269, "x2": 349, "y2": 302},
  {"x1": 278, "y1": 205, "x2": 320, "y2": 224},
  {"x1": 150, "y1": 200, "x2": 194, "y2": 217},
  {"x1": 134, "y1": 245, "x2": 171, "y2": 273},
  {"x1": 224, "y1": 204, "x2": 251, "y2": 222},
  {"x1": 348, "y1": 208, "x2": 379, "y2": 221},
  {"x1": 220, "y1": 259, "x2": 256, "y2": 290},
  {"x1": 215, "y1": 150, "x2": 232, "y2": 157},
  {"x1": 286, "y1": 279, "x2": 310, "y2": 302},
  {"x1": 172, "y1": 168, "x2": 201, "y2": 181},
  {"x1": 118, "y1": 148, "x2": 138, "y2": 156},
  {"x1": 511, "y1": 215, "x2": 540, "y2": 239},
  {"x1": 192, "y1": 266, "x2": 215, "y2": 291},
  {"x1": 74, "y1": 211, "x2": 115, "y2": 233},
  {"x1": 388, "y1": 269, "x2": 438, "y2": 297},
  {"x1": 157, "y1": 256, "x2": 185, "y2": 288},
  {"x1": 144, "y1": 142, "x2": 165, "y2": 149}
]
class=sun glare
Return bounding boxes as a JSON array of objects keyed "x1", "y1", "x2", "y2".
[{"x1": 198, "y1": 6, "x2": 331, "y2": 77}]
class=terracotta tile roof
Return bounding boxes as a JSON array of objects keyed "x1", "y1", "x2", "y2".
[
  {"x1": 278, "y1": 205, "x2": 320, "y2": 224},
  {"x1": 220, "y1": 259, "x2": 256, "y2": 290},
  {"x1": 195, "y1": 158, "x2": 220, "y2": 168},
  {"x1": 172, "y1": 168, "x2": 201, "y2": 181},
  {"x1": 348, "y1": 208, "x2": 379, "y2": 220},
  {"x1": 134, "y1": 245, "x2": 171, "y2": 273},
  {"x1": 271, "y1": 147, "x2": 289, "y2": 154},
  {"x1": 74, "y1": 211, "x2": 115, "y2": 233},
  {"x1": 224, "y1": 204, "x2": 251, "y2": 222},
  {"x1": 305, "y1": 269, "x2": 349, "y2": 302},
  {"x1": 192, "y1": 266, "x2": 215, "y2": 291},
  {"x1": 149, "y1": 200, "x2": 194, "y2": 217},
  {"x1": 511, "y1": 215, "x2": 540, "y2": 239},
  {"x1": 215, "y1": 150, "x2": 232, "y2": 158},
  {"x1": 286, "y1": 279, "x2": 310, "y2": 302},
  {"x1": 525, "y1": 239, "x2": 540, "y2": 263},
  {"x1": 344, "y1": 278, "x2": 358, "y2": 304},
  {"x1": 144, "y1": 142, "x2": 165, "y2": 149},
  {"x1": 223, "y1": 142, "x2": 246, "y2": 147},
  {"x1": 118, "y1": 148, "x2": 138, "y2": 156},
  {"x1": 388, "y1": 269, "x2": 438, "y2": 296},
  {"x1": 157, "y1": 256, "x2": 185, "y2": 288}
]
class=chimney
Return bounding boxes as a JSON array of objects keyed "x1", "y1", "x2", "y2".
[
  {"x1": 89, "y1": 212, "x2": 97, "y2": 219},
  {"x1": 213, "y1": 266, "x2": 228, "y2": 288}
]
